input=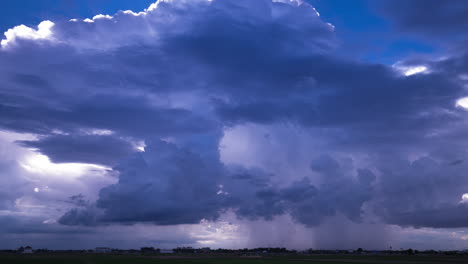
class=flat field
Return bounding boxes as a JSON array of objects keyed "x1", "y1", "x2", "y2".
[{"x1": 1, "y1": 254, "x2": 468, "y2": 264}]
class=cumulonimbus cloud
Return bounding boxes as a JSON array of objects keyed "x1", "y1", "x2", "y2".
[{"x1": 2, "y1": 0, "x2": 468, "y2": 233}]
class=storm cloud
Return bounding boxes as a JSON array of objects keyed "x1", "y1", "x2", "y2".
[
  {"x1": 1, "y1": 0, "x2": 468, "y2": 250},
  {"x1": 378, "y1": 0, "x2": 468, "y2": 39}
]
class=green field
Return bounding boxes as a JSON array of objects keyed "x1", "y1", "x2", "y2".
[{"x1": 1, "y1": 255, "x2": 468, "y2": 264}]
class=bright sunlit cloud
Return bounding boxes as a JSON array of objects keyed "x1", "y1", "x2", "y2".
[
  {"x1": 404, "y1": 66, "x2": 428, "y2": 76},
  {"x1": 460, "y1": 193, "x2": 468, "y2": 203},
  {"x1": 456, "y1": 97, "x2": 468, "y2": 109},
  {"x1": 81, "y1": 128, "x2": 114, "y2": 136},
  {"x1": 393, "y1": 63, "x2": 429, "y2": 76},
  {"x1": 20, "y1": 153, "x2": 108, "y2": 179},
  {"x1": 1, "y1": 20, "x2": 54, "y2": 48}
]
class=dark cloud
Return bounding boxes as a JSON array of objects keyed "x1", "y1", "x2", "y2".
[
  {"x1": 60, "y1": 139, "x2": 225, "y2": 225},
  {"x1": 2, "y1": 0, "x2": 468, "y2": 240},
  {"x1": 377, "y1": 0, "x2": 468, "y2": 39},
  {"x1": 0, "y1": 215, "x2": 93, "y2": 235},
  {"x1": 61, "y1": 150, "x2": 375, "y2": 228},
  {"x1": 58, "y1": 207, "x2": 100, "y2": 226},
  {"x1": 66, "y1": 194, "x2": 90, "y2": 207},
  {"x1": 386, "y1": 205, "x2": 468, "y2": 229},
  {"x1": 0, "y1": 90, "x2": 215, "y2": 137},
  {"x1": 0, "y1": 0, "x2": 333, "y2": 145},
  {"x1": 227, "y1": 158, "x2": 375, "y2": 227},
  {"x1": 18, "y1": 134, "x2": 136, "y2": 166},
  {"x1": 217, "y1": 55, "x2": 463, "y2": 152},
  {"x1": 371, "y1": 150, "x2": 468, "y2": 228}
]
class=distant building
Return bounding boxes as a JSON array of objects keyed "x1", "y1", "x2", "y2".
[
  {"x1": 23, "y1": 246, "x2": 33, "y2": 254},
  {"x1": 140, "y1": 247, "x2": 160, "y2": 254},
  {"x1": 160, "y1": 249, "x2": 174, "y2": 254},
  {"x1": 95, "y1": 247, "x2": 111, "y2": 253},
  {"x1": 199, "y1": 247, "x2": 211, "y2": 253}
]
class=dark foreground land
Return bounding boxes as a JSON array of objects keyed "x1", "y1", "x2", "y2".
[{"x1": 1, "y1": 255, "x2": 468, "y2": 264}]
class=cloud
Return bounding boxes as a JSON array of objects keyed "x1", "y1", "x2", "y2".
[
  {"x1": 386, "y1": 205, "x2": 468, "y2": 228},
  {"x1": 373, "y1": 150, "x2": 468, "y2": 228},
  {"x1": 18, "y1": 134, "x2": 137, "y2": 166},
  {"x1": 1, "y1": 20, "x2": 54, "y2": 48},
  {"x1": 0, "y1": 132, "x2": 36, "y2": 209},
  {"x1": 377, "y1": 0, "x2": 468, "y2": 39},
  {"x1": 0, "y1": 159, "x2": 28, "y2": 209},
  {"x1": 60, "y1": 138, "x2": 225, "y2": 225},
  {"x1": 0, "y1": 215, "x2": 93, "y2": 235},
  {"x1": 60, "y1": 145, "x2": 375, "y2": 228},
  {"x1": 2, "y1": 0, "x2": 468, "y2": 250}
]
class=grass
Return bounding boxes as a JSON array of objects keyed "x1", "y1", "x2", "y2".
[{"x1": 1, "y1": 254, "x2": 468, "y2": 264}]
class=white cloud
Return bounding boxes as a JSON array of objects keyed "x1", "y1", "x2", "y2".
[
  {"x1": 456, "y1": 97, "x2": 468, "y2": 109},
  {"x1": 404, "y1": 66, "x2": 428, "y2": 76},
  {"x1": 273, "y1": 0, "x2": 303, "y2": 6},
  {"x1": 1, "y1": 20, "x2": 55, "y2": 48},
  {"x1": 80, "y1": 129, "x2": 114, "y2": 136},
  {"x1": 19, "y1": 153, "x2": 108, "y2": 180},
  {"x1": 92, "y1": 14, "x2": 113, "y2": 20},
  {"x1": 393, "y1": 62, "x2": 429, "y2": 76},
  {"x1": 1, "y1": 0, "x2": 333, "y2": 51},
  {"x1": 460, "y1": 193, "x2": 468, "y2": 203}
]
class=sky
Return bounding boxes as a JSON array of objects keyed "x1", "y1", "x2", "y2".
[{"x1": 1, "y1": 0, "x2": 468, "y2": 250}]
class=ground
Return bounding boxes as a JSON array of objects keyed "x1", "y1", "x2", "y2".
[{"x1": 1, "y1": 254, "x2": 468, "y2": 264}]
